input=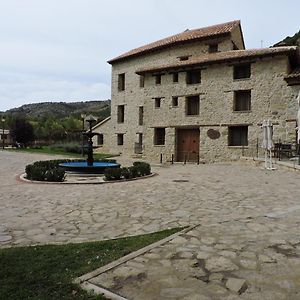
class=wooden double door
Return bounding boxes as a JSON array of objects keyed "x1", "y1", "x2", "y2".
[{"x1": 176, "y1": 128, "x2": 200, "y2": 162}]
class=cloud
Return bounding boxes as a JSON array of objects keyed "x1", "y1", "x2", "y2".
[{"x1": 0, "y1": 0, "x2": 299, "y2": 111}]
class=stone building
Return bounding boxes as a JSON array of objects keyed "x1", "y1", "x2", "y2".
[{"x1": 93, "y1": 20, "x2": 300, "y2": 162}]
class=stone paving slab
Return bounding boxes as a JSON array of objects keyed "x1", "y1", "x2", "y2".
[
  {"x1": 2, "y1": 151, "x2": 300, "y2": 298},
  {"x1": 85, "y1": 216, "x2": 300, "y2": 299}
]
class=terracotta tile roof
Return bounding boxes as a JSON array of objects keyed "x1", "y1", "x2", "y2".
[
  {"x1": 136, "y1": 47, "x2": 298, "y2": 74},
  {"x1": 108, "y1": 20, "x2": 241, "y2": 64}
]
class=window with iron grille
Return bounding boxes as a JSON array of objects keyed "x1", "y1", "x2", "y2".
[
  {"x1": 233, "y1": 64, "x2": 251, "y2": 79},
  {"x1": 228, "y1": 126, "x2": 248, "y2": 146},
  {"x1": 118, "y1": 73, "x2": 125, "y2": 91},
  {"x1": 186, "y1": 70, "x2": 201, "y2": 84},
  {"x1": 234, "y1": 90, "x2": 251, "y2": 111},
  {"x1": 186, "y1": 95, "x2": 199, "y2": 115},
  {"x1": 154, "y1": 128, "x2": 165, "y2": 145}
]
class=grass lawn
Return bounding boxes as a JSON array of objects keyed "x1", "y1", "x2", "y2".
[
  {"x1": 6, "y1": 146, "x2": 113, "y2": 160},
  {"x1": 0, "y1": 228, "x2": 181, "y2": 300}
]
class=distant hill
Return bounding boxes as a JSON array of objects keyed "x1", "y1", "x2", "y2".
[
  {"x1": 273, "y1": 30, "x2": 300, "y2": 47},
  {"x1": 5, "y1": 100, "x2": 111, "y2": 120}
]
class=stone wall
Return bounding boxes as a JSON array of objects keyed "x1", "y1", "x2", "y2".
[{"x1": 98, "y1": 33, "x2": 300, "y2": 162}]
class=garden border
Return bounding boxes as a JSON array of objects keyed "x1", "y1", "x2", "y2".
[{"x1": 17, "y1": 172, "x2": 157, "y2": 185}]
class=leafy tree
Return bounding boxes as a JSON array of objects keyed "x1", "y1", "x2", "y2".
[{"x1": 10, "y1": 118, "x2": 35, "y2": 147}]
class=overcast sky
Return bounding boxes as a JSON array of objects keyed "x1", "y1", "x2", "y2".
[{"x1": 0, "y1": 0, "x2": 299, "y2": 111}]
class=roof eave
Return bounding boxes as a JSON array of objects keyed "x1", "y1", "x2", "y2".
[
  {"x1": 107, "y1": 32, "x2": 231, "y2": 65},
  {"x1": 136, "y1": 49, "x2": 297, "y2": 75}
]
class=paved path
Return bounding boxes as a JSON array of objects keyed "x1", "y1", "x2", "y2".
[{"x1": 1, "y1": 151, "x2": 300, "y2": 298}]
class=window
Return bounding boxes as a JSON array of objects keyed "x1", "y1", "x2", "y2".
[
  {"x1": 139, "y1": 75, "x2": 145, "y2": 88},
  {"x1": 118, "y1": 73, "x2": 125, "y2": 91},
  {"x1": 154, "y1": 128, "x2": 165, "y2": 145},
  {"x1": 139, "y1": 106, "x2": 144, "y2": 125},
  {"x1": 155, "y1": 98, "x2": 161, "y2": 108},
  {"x1": 186, "y1": 70, "x2": 201, "y2": 84},
  {"x1": 234, "y1": 90, "x2": 251, "y2": 111},
  {"x1": 97, "y1": 134, "x2": 103, "y2": 145},
  {"x1": 208, "y1": 44, "x2": 218, "y2": 53},
  {"x1": 173, "y1": 72, "x2": 179, "y2": 83},
  {"x1": 155, "y1": 74, "x2": 161, "y2": 85},
  {"x1": 172, "y1": 97, "x2": 178, "y2": 107},
  {"x1": 117, "y1": 105, "x2": 125, "y2": 123},
  {"x1": 117, "y1": 134, "x2": 124, "y2": 145},
  {"x1": 178, "y1": 55, "x2": 190, "y2": 61},
  {"x1": 228, "y1": 126, "x2": 248, "y2": 146},
  {"x1": 233, "y1": 64, "x2": 251, "y2": 79},
  {"x1": 186, "y1": 95, "x2": 199, "y2": 115}
]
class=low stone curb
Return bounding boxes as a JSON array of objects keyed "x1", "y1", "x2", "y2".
[
  {"x1": 75, "y1": 225, "x2": 198, "y2": 299},
  {"x1": 17, "y1": 172, "x2": 157, "y2": 185}
]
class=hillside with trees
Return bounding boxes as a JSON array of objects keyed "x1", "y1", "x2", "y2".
[{"x1": 2, "y1": 100, "x2": 111, "y2": 145}]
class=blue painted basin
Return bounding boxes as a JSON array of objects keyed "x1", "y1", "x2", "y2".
[{"x1": 59, "y1": 161, "x2": 120, "y2": 174}]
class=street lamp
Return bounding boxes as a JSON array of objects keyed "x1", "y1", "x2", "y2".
[
  {"x1": 81, "y1": 114, "x2": 86, "y2": 156},
  {"x1": 1, "y1": 116, "x2": 5, "y2": 150}
]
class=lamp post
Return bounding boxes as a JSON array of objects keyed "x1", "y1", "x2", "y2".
[
  {"x1": 1, "y1": 116, "x2": 5, "y2": 150},
  {"x1": 81, "y1": 113, "x2": 86, "y2": 156}
]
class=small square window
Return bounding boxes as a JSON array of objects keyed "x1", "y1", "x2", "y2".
[
  {"x1": 228, "y1": 126, "x2": 248, "y2": 146},
  {"x1": 117, "y1": 134, "x2": 124, "y2": 145},
  {"x1": 118, "y1": 73, "x2": 125, "y2": 91},
  {"x1": 186, "y1": 70, "x2": 201, "y2": 84},
  {"x1": 233, "y1": 64, "x2": 251, "y2": 79},
  {"x1": 155, "y1": 74, "x2": 161, "y2": 84},
  {"x1": 155, "y1": 98, "x2": 161, "y2": 108},
  {"x1": 234, "y1": 90, "x2": 251, "y2": 111},
  {"x1": 208, "y1": 44, "x2": 218, "y2": 53},
  {"x1": 173, "y1": 72, "x2": 179, "y2": 83},
  {"x1": 172, "y1": 97, "x2": 178, "y2": 107},
  {"x1": 186, "y1": 95, "x2": 199, "y2": 115},
  {"x1": 154, "y1": 128, "x2": 165, "y2": 145},
  {"x1": 178, "y1": 55, "x2": 190, "y2": 61}
]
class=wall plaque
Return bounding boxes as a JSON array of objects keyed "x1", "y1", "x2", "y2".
[{"x1": 207, "y1": 129, "x2": 220, "y2": 140}]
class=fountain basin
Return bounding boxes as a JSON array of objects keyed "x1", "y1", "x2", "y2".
[{"x1": 59, "y1": 161, "x2": 120, "y2": 174}]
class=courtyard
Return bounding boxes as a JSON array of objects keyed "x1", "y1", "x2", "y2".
[{"x1": 1, "y1": 151, "x2": 300, "y2": 299}]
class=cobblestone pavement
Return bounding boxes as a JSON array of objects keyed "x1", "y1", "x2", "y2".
[{"x1": 1, "y1": 151, "x2": 300, "y2": 299}]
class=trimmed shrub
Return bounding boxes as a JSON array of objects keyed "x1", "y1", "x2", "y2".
[
  {"x1": 128, "y1": 165, "x2": 139, "y2": 178},
  {"x1": 133, "y1": 161, "x2": 151, "y2": 176},
  {"x1": 25, "y1": 160, "x2": 66, "y2": 182},
  {"x1": 104, "y1": 168, "x2": 122, "y2": 181},
  {"x1": 121, "y1": 167, "x2": 132, "y2": 179},
  {"x1": 44, "y1": 168, "x2": 65, "y2": 182}
]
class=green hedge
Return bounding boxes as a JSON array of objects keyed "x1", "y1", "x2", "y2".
[
  {"x1": 104, "y1": 161, "x2": 151, "y2": 181},
  {"x1": 25, "y1": 158, "x2": 118, "y2": 182},
  {"x1": 25, "y1": 160, "x2": 66, "y2": 182}
]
